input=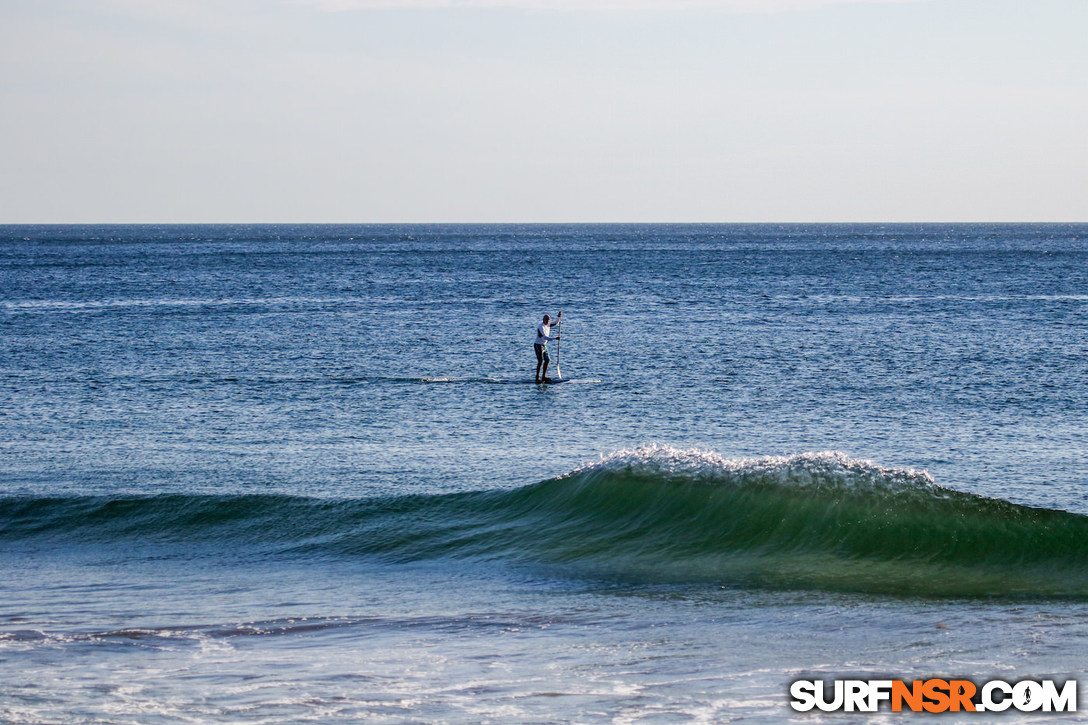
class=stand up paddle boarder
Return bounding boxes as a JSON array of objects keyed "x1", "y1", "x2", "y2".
[{"x1": 534, "y1": 312, "x2": 561, "y2": 384}]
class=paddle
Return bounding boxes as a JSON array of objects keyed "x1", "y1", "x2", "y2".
[{"x1": 555, "y1": 311, "x2": 562, "y2": 380}]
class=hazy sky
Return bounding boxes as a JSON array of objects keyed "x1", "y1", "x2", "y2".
[{"x1": 1, "y1": 0, "x2": 1085, "y2": 222}]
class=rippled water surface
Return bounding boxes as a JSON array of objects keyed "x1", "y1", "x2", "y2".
[{"x1": 2, "y1": 223, "x2": 1087, "y2": 722}]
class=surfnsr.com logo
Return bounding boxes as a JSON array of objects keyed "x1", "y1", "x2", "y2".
[{"x1": 790, "y1": 678, "x2": 1077, "y2": 713}]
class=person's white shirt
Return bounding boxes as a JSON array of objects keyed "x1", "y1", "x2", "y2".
[{"x1": 535, "y1": 322, "x2": 556, "y2": 346}]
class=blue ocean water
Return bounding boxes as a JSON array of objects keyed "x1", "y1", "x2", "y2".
[{"x1": 2, "y1": 223, "x2": 1087, "y2": 722}]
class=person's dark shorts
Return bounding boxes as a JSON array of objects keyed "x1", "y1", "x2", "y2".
[{"x1": 534, "y1": 343, "x2": 549, "y2": 363}]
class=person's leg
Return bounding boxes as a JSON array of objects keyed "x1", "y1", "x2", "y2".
[
  {"x1": 541, "y1": 351, "x2": 550, "y2": 382},
  {"x1": 534, "y1": 345, "x2": 543, "y2": 383}
]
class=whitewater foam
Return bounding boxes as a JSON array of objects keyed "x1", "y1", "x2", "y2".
[{"x1": 571, "y1": 445, "x2": 937, "y2": 493}]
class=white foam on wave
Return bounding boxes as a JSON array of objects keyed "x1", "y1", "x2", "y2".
[{"x1": 569, "y1": 444, "x2": 937, "y2": 492}]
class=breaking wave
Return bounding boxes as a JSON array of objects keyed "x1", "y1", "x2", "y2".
[{"x1": 4, "y1": 446, "x2": 1088, "y2": 598}]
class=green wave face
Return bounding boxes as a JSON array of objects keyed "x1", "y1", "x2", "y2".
[
  {"x1": 448, "y1": 447, "x2": 1088, "y2": 598},
  {"x1": 5, "y1": 447, "x2": 1088, "y2": 599}
]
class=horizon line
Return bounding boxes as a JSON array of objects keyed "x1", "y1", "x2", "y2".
[{"x1": 2, "y1": 220, "x2": 1085, "y2": 226}]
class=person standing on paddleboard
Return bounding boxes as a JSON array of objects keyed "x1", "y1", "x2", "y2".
[{"x1": 534, "y1": 312, "x2": 561, "y2": 384}]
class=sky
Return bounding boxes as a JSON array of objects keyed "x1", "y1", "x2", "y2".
[{"x1": 0, "y1": 0, "x2": 1085, "y2": 223}]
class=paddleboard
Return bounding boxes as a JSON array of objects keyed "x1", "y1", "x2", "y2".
[{"x1": 418, "y1": 376, "x2": 598, "y2": 385}]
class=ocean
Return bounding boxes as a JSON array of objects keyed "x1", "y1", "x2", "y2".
[{"x1": 1, "y1": 223, "x2": 1087, "y2": 722}]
